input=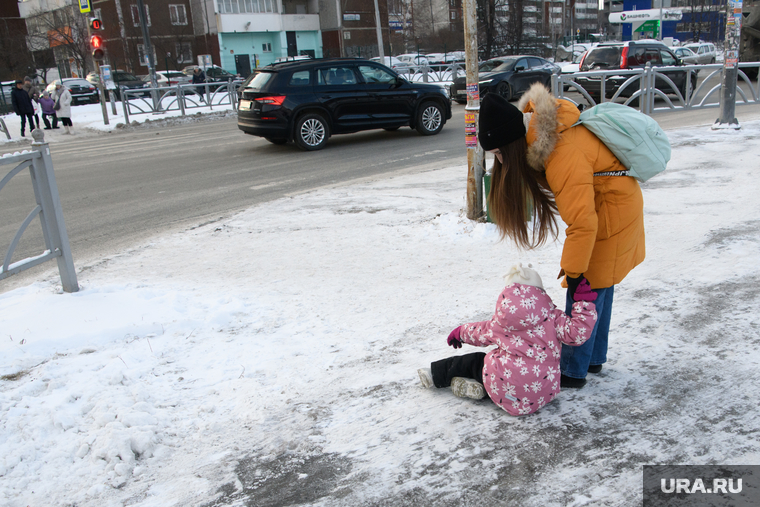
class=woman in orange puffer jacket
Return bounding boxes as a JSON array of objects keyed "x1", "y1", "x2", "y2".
[{"x1": 478, "y1": 83, "x2": 645, "y2": 389}]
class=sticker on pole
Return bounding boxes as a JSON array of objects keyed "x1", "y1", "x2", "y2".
[
  {"x1": 466, "y1": 84, "x2": 479, "y2": 102},
  {"x1": 465, "y1": 111, "x2": 477, "y2": 147}
]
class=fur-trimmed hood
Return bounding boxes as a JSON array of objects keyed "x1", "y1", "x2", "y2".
[{"x1": 517, "y1": 83, "x2": 581, "y2": 171}]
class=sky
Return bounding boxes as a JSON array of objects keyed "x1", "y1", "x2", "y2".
[{"x1": 2, "y1": 107, "x2": 760, "y2": 506}]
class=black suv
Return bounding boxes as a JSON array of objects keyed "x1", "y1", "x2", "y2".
[
  {"x1": 237, "y1": 58, "x2": 452, "y2": 150},
  {"x1": 574, "y1": 41, "x2": 698, "y2": 102}
]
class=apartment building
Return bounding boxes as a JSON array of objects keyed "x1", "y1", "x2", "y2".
[
  {"x1": 18, "y1": 0, "x2": 217, "y2": 78},
  {"x1": 212, "y1": 0, "x2": 322, "y2": 72}
]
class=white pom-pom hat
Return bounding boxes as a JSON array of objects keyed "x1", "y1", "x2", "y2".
[{"x1": 503, "y1": 263, "x2": 543, "y2": 289}]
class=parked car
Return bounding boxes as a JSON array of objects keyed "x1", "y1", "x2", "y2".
[
  {"x1": 141, "y1": 71, "x2": 192, "y2": 87},
  {"x1": 673, "y1": 46, "x2": 700, "y2": 65},
  {"x1": 369, "y1": 56, "x2": 417, "y2": 73},
  {"x1": 87, "y1": 70, "x2": 147, "y2": 98},
  {"x1": 45, "y1": 78, "x2": 99, "y2": 105},
  {"x1": 236, "y1": 58, "x2": 452, "y2": 150},
  {"x1": 683, "y1": 42, "x2": 718, "y2": 64},
  {"x1": 558, "y1": 51, "x2": 586, "y2": 90},
  {"x1": 397, "y1": 54, "x2": 430, "y2": 68},
  {"x1": 575, "y1": 41, "x2": 699, "y2": 102},
  {"x1": 449, "y1": 55, "x2": 558, "y2": 104}
]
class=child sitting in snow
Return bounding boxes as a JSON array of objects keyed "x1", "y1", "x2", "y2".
[{"x1": 418, "y1": 264, "x2": 597, "y2": 416}]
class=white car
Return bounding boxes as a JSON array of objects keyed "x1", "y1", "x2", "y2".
[
  {"x1": 369, "y1": 56, "x2": 416, "y2": 73},
  {"x1": 142, "y1": 71, "x2": 191, "y2": 87},
  {"x1": 396, "y1": 54, "x2": 429, "y2": 68}
]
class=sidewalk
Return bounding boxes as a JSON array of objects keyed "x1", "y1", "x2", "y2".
[{"x1": 1, "y1": 119, "x2": 760, "y2": 507}]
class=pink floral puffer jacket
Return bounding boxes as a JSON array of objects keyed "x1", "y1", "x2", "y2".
[{"x1": 459, "y1": 283, "x2": 597, "y2": 416}]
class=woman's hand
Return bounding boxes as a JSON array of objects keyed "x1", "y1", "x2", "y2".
[{"x1": 573, "y1": 277, "x2": 597, "y2": 302}]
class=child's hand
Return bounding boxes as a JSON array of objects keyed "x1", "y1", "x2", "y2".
[
  {"x1": 573, "y1": 278, "x2": 597, "y2": 302},
  {"x1": 447, "y1": 326, "x2": 462, "y2": 349}
]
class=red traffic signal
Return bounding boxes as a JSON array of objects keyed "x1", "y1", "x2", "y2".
[
  {"x1": 90, "y1": 34, "x2": 105, "y2": 61},
  {"x1": 90, "y1": 17, "x2": 103, "y2": 30}
]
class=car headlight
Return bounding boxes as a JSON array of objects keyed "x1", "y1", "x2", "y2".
[{"x1": 478, "y1": 79, "x2": 494, "y2": 85}]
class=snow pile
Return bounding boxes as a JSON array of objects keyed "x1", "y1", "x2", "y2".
[
  {"x1": 1, "y1": 121, "x2": 760, "y2": 506},
  {"x1": 1, "y1": 96, "x2": 235, "y2": 142}
]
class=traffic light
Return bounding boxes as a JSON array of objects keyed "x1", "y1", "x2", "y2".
[
  {"x1": 90, "y1": 34, "x2": 105, "y2": 61},
  {"x1": 90, "y1": 17, "x2": 102, "y2": 30}
]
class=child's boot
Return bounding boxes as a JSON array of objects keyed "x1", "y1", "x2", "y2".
[
  {"x1": 451, "y1": 377, "x2": 486, "y2": 400},
  {"x1": 417, "y1": 368, "x2": 434, "y2": 389}
]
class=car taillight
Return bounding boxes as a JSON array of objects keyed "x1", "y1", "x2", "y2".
[
  {"x1": 254, "y1": 96, "x2": 286, "y2": 105},
  {"x1": 168, "y1": 80, "x2": 177, "y2": 85},
  {"x1": 620, "y1": 47, "x2": 629, "y2": 69},
  {"x1": 579, "y1": 52, "x2": 588, "y2": 70}
]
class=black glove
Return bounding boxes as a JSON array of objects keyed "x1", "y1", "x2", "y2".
[{"x1": 566, "y1": 274, "x2": 583, "y2": 300}]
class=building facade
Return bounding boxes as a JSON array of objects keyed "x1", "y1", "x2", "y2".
[
  {"x1": 319, "y1": 0, "x2": 392, "y2": 57},
  {"x1": 211, "y1": 0, "x2": 322, "y2": 72},
  {"x1": 19, "y1": 0, "x2": 218, "y2": 78}
]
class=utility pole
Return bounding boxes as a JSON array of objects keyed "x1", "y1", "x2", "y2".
[
  {"x1": 373, "y1": 0, "x2": 385, "y2": 59},
  {"x1": 714, "y1": 0, "x2": 742, "y2": 129},
  {"x1": 135, "y1": 0, "x2": 159, "y2": 110},
  {"x1": 464, "y1": 0, "x2": 483, "y2": 219}
]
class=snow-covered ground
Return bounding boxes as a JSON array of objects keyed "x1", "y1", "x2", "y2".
[
  {"x1": 2, "y1": 119, "x2": 760, "y2": 507},
  {"x1": 1, "y1": 96, "x2": 236, "y2": 143}
]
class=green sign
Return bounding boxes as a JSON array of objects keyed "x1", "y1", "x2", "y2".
[{"x1": 634, "y1": 19, "x2": 660, "y2": 37}]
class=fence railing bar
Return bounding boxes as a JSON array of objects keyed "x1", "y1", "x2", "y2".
[
  {"x1": 0, "y1": 250, "x2": 58, "y2": 280},
  {"x1": 0, "y1": 159, "x2": 34, "y2": 194},
  {"x1": 3, "y1": 204, "x2": 43, "y2": 272}
]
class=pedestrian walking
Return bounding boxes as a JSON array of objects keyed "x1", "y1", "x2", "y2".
[
  {"x1": 10, "y1": 79, "x2": 36, "y2": 137},
  {"x1": 54, "y1": 81, "x2": 74, "y2": 135},
  {"x1": 23, "y1": 76, "x2": 41, "y2": 130},
  {"x1": 192, "y1": 67, "x2": 206, "y2": 102},
  {"x1": 39, "y1": 91, "x2": 59, "y2": 129},
  {"x1": 417, "y1": 264, "x2": 598, "y2": 416},
  {"x1": 477, "y1": 84, "x2": 646, "y2": 389}
]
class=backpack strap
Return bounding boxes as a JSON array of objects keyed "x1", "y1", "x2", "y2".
[{"x1": 595, "y1": 170, "x2": 630, "y2": 177}]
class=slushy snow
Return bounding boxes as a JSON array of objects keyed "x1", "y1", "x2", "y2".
[{"x1": 1, "y1": 120, "x2": 760, "y2": 506}]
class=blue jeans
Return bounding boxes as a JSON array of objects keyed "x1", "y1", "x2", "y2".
[{"x1": 560, "y1": 285, "x2": 614, "y2": 379}]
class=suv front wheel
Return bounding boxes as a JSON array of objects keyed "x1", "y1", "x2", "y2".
[
  {"x1": 415, "y1": 102, "x2": 444, "y2": 136},
  {"x1": 295, "y1": 113, "x2": 330, "y2": 151}
]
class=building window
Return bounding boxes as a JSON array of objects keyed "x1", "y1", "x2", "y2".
[
  {"x1": 450, "y1": 10, "x2": 456, "y2": 19},
  {"x1": 262, "y1": 42, "x2": 272, "y2": 52},
  {"x1": 388, "y1": 0, "x2": 403, "y2": 15},
  {"x1": 217, "y1": 0, "x2": 278, "y2": 13},
  {"x1": 137, "y1": 43, "x2": 157, "y2": 66},
  {"x1": 93, "y1": 8, "x2": 102, "y2": 19},
  {"x1": 176, "y1": 42, "x2": 193, "y2": 63},
  {"x1": 131, "y1": 5, "x2": 151, "y2": 27},
  {"x1": 169, "y1": 4, "x2": 188, "y2": 25}
]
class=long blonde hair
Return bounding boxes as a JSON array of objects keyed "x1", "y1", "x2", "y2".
[{"x1": 487, "y1": 137, "x2": 559, "y2": 248}]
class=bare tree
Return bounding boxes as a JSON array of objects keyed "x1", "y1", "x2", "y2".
[{"x1": 26, "y1": 5, "x2": 93, "y2": 78}]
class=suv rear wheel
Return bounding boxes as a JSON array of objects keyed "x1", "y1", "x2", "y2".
[
  {"x1": 295, "y1": 113, "x2": 329, "y2": 151},
  {"x1": 416, "y1": 102, "x2": 444, "y2": 136}
]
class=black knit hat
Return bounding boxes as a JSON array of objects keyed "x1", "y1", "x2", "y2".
[{"x1": 478, "y1": 93, "x2": 526, "y2": 151}]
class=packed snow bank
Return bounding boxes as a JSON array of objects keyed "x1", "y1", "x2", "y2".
[{"x1": 1, "y1": 121, "x2": 760, "y2": 507}]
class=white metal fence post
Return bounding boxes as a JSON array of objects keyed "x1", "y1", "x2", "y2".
[{"x1": 30, "y1": 129, "x2": 79, "y2": 292}]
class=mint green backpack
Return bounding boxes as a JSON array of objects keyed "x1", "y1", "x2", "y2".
[{"x1": 574, "y1": 102, "x2": 671, "y2": 182}]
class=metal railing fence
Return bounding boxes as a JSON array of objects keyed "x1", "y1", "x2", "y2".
[
  {"x1": 552, "y1": 61, "x2": 760, "y2": 114},
  {"x1": 0, "y1": 129, "x2": 78, "y2": 292},
  {"x1": 120, "y1": 79, "x2": 244, "y2": 123}
]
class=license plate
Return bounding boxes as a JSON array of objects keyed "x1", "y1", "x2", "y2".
[
  {"x1": 456, "y1": 90, "x2": 466, "y2": 95},
  {"x1": 239, "y1": 99, "x2": 252, "y2": 109}
]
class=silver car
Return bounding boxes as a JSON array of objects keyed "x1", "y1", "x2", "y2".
[
  {"x1": 673, "y1": 47, "x2": 700, "y2": 65},
  {"x1": 683, "y1": 43, "x2": 718, "y2": 64}
]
